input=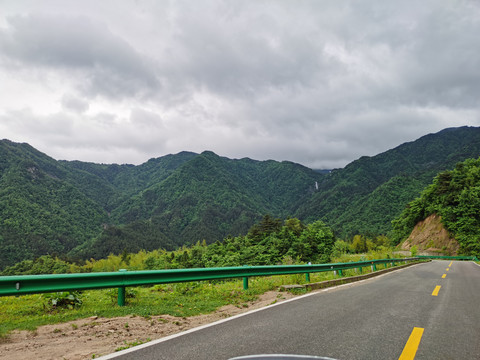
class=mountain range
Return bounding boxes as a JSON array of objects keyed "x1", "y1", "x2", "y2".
[{"x1": 1, "y1": 126, "x2": 479, "y2": 269}]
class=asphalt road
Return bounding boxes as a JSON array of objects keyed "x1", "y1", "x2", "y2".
[{"x1": 101, "y1": 261, "x2": 480, "y2": 360}]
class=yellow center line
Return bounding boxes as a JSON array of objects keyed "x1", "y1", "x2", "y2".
[
  {"x1": 446, "y1": 268, "x2": 449, "y2": 271},
  {"x1": 399, "y1": 327, "x2": 424, "y2": 360},
  {"x1": 449, "y1": 261, "x2": 453, "y2": 267},
  {"x1": 432, "y1": 285, "x2": 441, "y2": 296},
  {"x1": 442, "y1": 274, "x2": 446, "y2": 279}
]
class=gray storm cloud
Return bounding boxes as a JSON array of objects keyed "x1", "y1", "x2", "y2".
[
  {"x1": 0, "y1": 13, "x2": 159, "y2": 99},
  {"x1": 0, "y1": 0, "x2": 479, "y2": 169},
  {"x1": 61, "y1": 95, "x2": 89, "y2": 113}
]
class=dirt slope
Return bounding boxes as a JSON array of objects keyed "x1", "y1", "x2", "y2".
[{"x1": 400, "y1": 214, "x2": 459, "y2": 255}]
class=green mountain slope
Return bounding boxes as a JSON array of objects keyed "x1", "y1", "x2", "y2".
[
  {"x1": 62, "y1": 151, "x2": 197, "y2": 212},
  {"x1": 1, "y1": 126, "x2": 480, "y2": 268},
  {"x1": 295, "y1": 126, "x2": 480, "y2": 237},
  {"x1": 391, "y1": 157, "x2": 480, "y2": 256},
  {"x1": 75, "y1": 151, "x2": 324, "y2": 259},
  {"x1": 0, "y1": 140, "x2": 108, "y2": 268}
]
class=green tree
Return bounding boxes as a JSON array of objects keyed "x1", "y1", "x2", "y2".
[{"x1": 391, "y1": 157, "x2": 480, "y2": 256}]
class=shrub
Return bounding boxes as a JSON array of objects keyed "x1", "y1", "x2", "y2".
[{"x1": 42, "y1": 291, "x2": 83, "y2": 310}]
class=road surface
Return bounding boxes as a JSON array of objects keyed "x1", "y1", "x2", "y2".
[{"x1": 100, "y1": 260, "x2": 480, "y2": 360}]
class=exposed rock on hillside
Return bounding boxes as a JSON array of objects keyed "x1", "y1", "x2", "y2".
[{"x1": 400, "y1": 214, "x2": 459, "y2": 255}]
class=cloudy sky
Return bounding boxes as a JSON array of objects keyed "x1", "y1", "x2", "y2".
[{"x1": 0, "y1": 0, "x2": 479, "y2": 169}]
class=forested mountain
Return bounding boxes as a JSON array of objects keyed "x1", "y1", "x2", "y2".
[
  {"x1": 295, "y1": 126, "x2": 480, "y2": 237},
  {"x1": 0, "y1": 143, "x2": 323, "y2": 267},
  {"x1": 61, "y1": 151, "x2": 198, "y2": 212},
  {"x1": 0, "y1": 140, "x2": 109, "y2": 268},
  {"x1": 391, "y1": 157, "x2": 480, "y2": 256},
  {"x1": 71, "y1": 151, "x2": 324, "y2": 259},
  {"x1": 1, "y1": 126, "x2": 479, "y2": 269}
]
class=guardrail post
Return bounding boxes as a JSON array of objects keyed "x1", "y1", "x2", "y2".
[
  {"x1": 118, "y1": 269, "x2": 127, "y2": 306},
  {"x1": 243, "y1": 276, "x2": 249, "y2": 290},
  {"x1": 338, "y1": 269, "x2": 343, "y2": 277},
  {"x1": 243, "y1": 265, "x2": 249, "y2": 290}
]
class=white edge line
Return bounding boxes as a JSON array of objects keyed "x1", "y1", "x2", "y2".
[{"x1": 96, "y1": 262, "x2": 425, "y2": 359}]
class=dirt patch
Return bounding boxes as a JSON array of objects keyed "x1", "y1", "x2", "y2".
[
  {"x1": 400, "y1": 214, "x2": 459, "y2": 255},
  {"x1": 0, "y1": 290, "x2": 296, "y2": 360}
]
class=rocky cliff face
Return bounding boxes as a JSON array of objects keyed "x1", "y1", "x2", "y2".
[{"x1": 401, "y1": 214, "x2": 459, "y2": 255}]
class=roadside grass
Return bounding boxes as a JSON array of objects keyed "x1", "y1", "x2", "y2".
[
  {"x1": 0, "y1": 274, "x2": 315, "y2": 338},
  {"x1": 115, "y1": 338, "x2": 151, "y2": 352},
  {"x1": 0, "y1": 253, "x2": 400, "y2": 338}
]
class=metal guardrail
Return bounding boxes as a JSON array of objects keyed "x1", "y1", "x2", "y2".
[
  {"x1": 416, "y1": 255, "x2": 478, "y2": 261},
  {"x1": 0, "y1": 258, "x2": 422, "y2": 305}
]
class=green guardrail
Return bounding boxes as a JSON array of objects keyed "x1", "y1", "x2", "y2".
[
  {"x1": 0, "y1": 258, "x2": 421, "y2": 306},
  {"x1": 416, "y1": 255, "x2": 479, "y2": 261}
]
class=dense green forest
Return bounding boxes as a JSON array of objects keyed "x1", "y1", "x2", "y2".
[
  {"x1": 0, "y1": 141, "x2": 109, "y2": 269},
  {"x1": 391, "y1": 157, "x2": 480, "y2": 256},
  {"x1": 0, "y1": 142, "x2": 325, "y2": 268},
  {"x1": 70, "y1": 151, "x2": 326, "y2": 260},
  {"x1": 1, "y1": 126, "x2": 480, "y2": 269},
  {"x1": 296, "y1": 126, "x2": 480, "y2": 237},
  {"x1": 1, "y1": 216, "x2": 338, "y2": 275}
]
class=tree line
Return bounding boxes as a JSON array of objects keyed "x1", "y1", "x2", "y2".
[{"x1": 2, "y1": 216, "x2": 336, "y2": 275}]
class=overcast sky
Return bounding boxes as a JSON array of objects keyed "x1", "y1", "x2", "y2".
[{"x1": 0, "y1": 0, "x2": 479, "y2": 169}]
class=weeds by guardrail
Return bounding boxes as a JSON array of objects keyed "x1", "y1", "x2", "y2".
[{"x1": 0, "y1": 258, "x2": 424, "y2": 306}]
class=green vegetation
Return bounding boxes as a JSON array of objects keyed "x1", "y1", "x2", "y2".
[
  {"x1": 296, "y1": 126, "x2": 480, "y2": 238},
  {"x1": 0, "y1": 142, "x2": 324, "y2": 268},
  {"x1": 410, "y1": 245, "x2": 418, "y2": 257},
  {"x1": 1, "y1": 216, "x2": 336, "y2": 274},
  {"x1": 0, "y1": 274, "x2": 313, "y2": 337},
  {"x1": 3, "y1": 127, "x2": 479, "y2": 345},
  {"x1": 0, "y1": 141, "x2": 109, "y2": 269},
  {"x1": 0, "y1": 252, "x2": 397, "y2": 338},
  {"x1": 42, "y1": 291, "x2": 83, "y2": 310},
  {"x1": 115, "y1": 339, "x2": 151, "y2": 352},
  {"x1": 392, "y1": 157, "x2": 480, "y2": 256},
  {"x1": 1, "y1": 126, "x2": 480, "y2": 269},
  {"x1": 77, "y1": 152, "x2": 325, "y2": 260},
  {"x1": 0, "y1": 214, "x2": 400, "y2": 337},
  {"x1": 348, "y1": 235, "x2": 390, "y2": 254}
]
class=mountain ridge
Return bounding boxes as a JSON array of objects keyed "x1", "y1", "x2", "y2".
[
  {"x1": 295, "y1": 126, "x2": 480, "y2": 237},
  {"x1": 1, "y1": 126, "x2": 479, "y2": 267}
]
